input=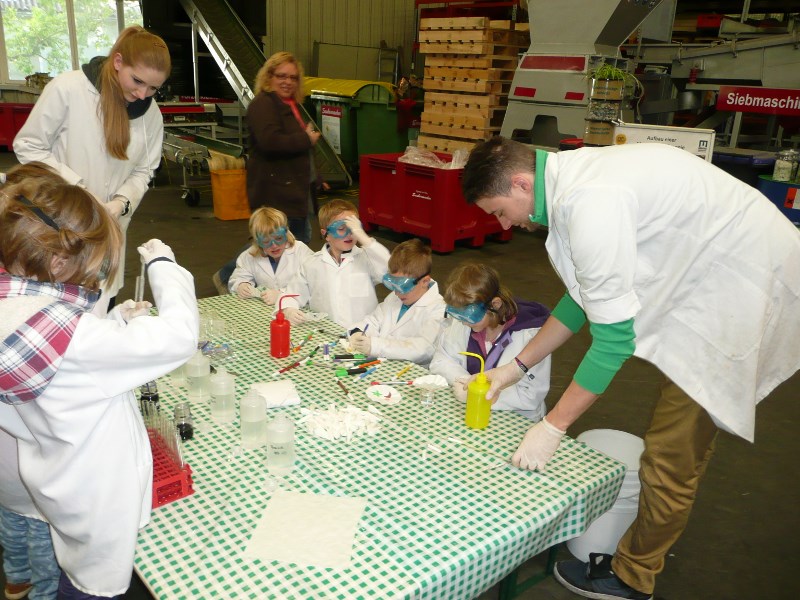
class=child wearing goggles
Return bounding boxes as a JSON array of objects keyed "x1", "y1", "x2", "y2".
[
  {"x1": 280, "y1": 199, "x2": 390, "y2": 327},
  {"x1": 228, "y1": 207, "x2": 313, "y2": 304},
  {"x1": 430, "y1": 262, "x2": 552, "y2": 421},
  {"x1": 347, "y1": 239, "x2": 446, "y2": 366}
]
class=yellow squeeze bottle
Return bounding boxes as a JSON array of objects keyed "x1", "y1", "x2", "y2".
[{"x1": 460, "y1": 351, "x2": 491, "y2": 429}]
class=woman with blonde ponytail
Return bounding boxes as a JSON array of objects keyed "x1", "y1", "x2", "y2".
[{"x1": 14, "y1": 26, "x2": 171, "y2": 304}]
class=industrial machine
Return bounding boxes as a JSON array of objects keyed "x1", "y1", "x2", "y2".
[
  {"x1": 501, "y1": 0, "x2": 800, "y2": 150},
  {"x1": 500, "y1": 0, "x2": 664, "y2": 148}
]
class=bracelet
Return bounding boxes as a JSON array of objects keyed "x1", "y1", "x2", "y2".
[{"x1": 514, "y1": 356, "x2": 529, "y2": 374}]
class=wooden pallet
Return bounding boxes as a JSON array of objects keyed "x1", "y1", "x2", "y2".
[
  {"x1": 419, "y1": 16, "x2": 528, "y2": 32},
  {"x1": 420, "y1": 121, "x2": 500, "y2": 141},
  {"x1": 424, "y1": 65, "x2": 515, "y2": 80},
  {"x1": 424, "y1": 54, "x2": 518, "y2": 70},
  {"x1": 418, "y1": 28, "x2": 523, "y2": 45},
  {"x1": 418, "y1": 41, "x2": 523, "y2": 56},
  {"x1": 419, "y1": 16, "x2": 490, "y2": 30},
  {"x1": 421, "y1": 110, "x2": 504, "y2": 130},
  {"x1": 424, "y1": 91, "x2": 507, "y2": 114},
  {"x1": 416, "y1": 134, "x2": 478, "y2": 155},
  {"x1": 423, "y1": 77, "x2": 510, "y2": 95},
  {"x1": 416, "y1": 16, "x2": 529, "y2": 153}
]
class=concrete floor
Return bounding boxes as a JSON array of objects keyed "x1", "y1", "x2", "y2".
[{"x1": 2, "y1": 152, "x2": 799, "y2": 599}]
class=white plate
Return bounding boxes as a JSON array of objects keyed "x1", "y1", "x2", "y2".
[{"x1": 365, "y1": 385, "x2": 402, "y2": 406}]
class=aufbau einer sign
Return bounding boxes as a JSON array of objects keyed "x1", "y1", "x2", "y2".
[{"x1": 717, "y1": 86, "x2": 800, "y2": 116}]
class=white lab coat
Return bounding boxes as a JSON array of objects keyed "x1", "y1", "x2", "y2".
[
  {"x1": 0, "y1": 261, "x2": 198, "y2": 596},
  {"x1": 0, "y1": 430, "x2": 42, "y2": 520},
  {"x1": 283, "y1": 242, "x2": 391, "y2": 327},
  {"x1": 430, "y1": 319, "x2": 551, "y2": 421},
  {"x1": 14, "y1": 69, "x2": 164, "y2": 297},
  {"x1": 349, "y1": 281, "x2": 447, "y2": 366},
  {"x1": 542, "y1": 143, "x2": 800, "y2": 441},
  {"x1": 227, "y1": 241, "x2": 314, "y2": 294}
]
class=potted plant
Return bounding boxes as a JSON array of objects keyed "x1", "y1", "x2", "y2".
[{"x1": 583, "y1": 62, "x2": 641, "y2": 146}]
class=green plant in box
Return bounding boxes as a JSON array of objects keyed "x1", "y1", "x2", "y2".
[
  {"x1": 588, "y1": 63, "x2": 642, "y2": 101},
  {"x1": 590, "y1": 63, "x2": 627, "y2": 81}
]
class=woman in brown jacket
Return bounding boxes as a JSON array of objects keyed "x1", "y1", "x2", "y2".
[{"x1": 246, "y1": 51, "x2": 321, "y2": 243}]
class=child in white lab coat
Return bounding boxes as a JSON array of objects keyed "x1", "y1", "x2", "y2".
[
  {"x1": 0, "y1": 175, "x2": 198, "y2": 599},
  {"x1": 348, "y1": 238, "x2": 446, "y2": 366},
  {"x1": 281, "y1": 199, "x2": 390, "y2": 328},
  {"x1": 227, "y1": 207, "x2": 314, "y2": 303},
  {"x1": 430, "y1": 262, "x2": 552, "y2": 421}
]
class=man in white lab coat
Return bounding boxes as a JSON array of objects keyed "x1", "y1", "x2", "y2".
[{"x1": 461, "y1": 138, "x2": 800, "y2": 600}]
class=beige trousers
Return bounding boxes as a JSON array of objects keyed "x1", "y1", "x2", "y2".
[{"x1": 611, "y1": 378, "x2": 719, "y2": 594}]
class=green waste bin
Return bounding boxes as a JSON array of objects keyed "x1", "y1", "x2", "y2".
[{"x1": 304, "y1": 78, "x2": 409, "y2": 173}]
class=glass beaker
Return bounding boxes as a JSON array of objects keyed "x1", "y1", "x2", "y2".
[{"x1": 418, "y1": 384, "x2": 438, "y2": 407}]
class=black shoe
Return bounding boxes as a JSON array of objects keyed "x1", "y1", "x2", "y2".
[{"x1": 554, "y1": 553, "x2": 653, "y2": 600}]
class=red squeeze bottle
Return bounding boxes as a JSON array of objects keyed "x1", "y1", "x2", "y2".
[{"x1": 270, "y1": 294, "x2": 299, "y2": 358}]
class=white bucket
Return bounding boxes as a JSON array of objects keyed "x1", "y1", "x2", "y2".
[{"x1": 567, "y1": 429, "x2": 645, "y2": 562}]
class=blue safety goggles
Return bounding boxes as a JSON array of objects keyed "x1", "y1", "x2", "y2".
[
  {"x1": 325, "y1": 219, "x2": 352, "y2": 239},
  {"x1": 382, "y1": 272, "x2": 429, "y2": 294},
  {"x1": 445, "y1": 302, "x2": 488, "y2": 325},
  {"x1": 256, "y1": 227, "x2": 288, "y2": 249}
]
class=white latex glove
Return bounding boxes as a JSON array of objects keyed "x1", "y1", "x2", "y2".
[
  {"x1": 261, "y1": 288, "x2": 281, "y2": 305},
  {"x1": 236, "y1": 282, "x2": 258, "y2": 299},
  {"x1": 282, "y1": 307, "x2": 307, "y2": 325},
  {"x1": 137, "y1": 239, "x2": 175, "y2": 264},
  {"x1": 453, "y1": 375, "x2": 470, "y2": 403},
  {"x1": 344, "y1": 214, "x2": 371, "y2": 246},
  {"x1": 118, "y1": 299, "x2": 152, "y2": 322},
  {"x1": 485, "y1": 361, "x2": 524, "y2": 401},
  {"x1": 104, "y1": 198, "x2": 124, "y2": 219},
  {"x1": 511, "y1": 417, "x2": 566, "y2": 472},
  {"x1": 349, "y1": 332, "x2": 371, "y2": 355}
]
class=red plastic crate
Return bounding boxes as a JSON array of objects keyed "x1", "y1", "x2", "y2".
[
  {"x1": 0, "y1": 103, "x2": 33, "y2": 149},
  {"x1": 149, "y1": 430, "x2": 194, "y2": 508},
  {"x1": 359, "y1": 152, "x2": 513, "y2": 252},
  {"x1": 359, "y1": 153, "x2": 403, "y2": 229}
]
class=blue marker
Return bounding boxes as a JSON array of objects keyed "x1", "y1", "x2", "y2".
[{"x1": 357, "y1": 366, "x2": 378, "y2": 380}]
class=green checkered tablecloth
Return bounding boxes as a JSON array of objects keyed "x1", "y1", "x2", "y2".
[{"x1": 135, "y1": 295, "x2": 625, "y2": 599}]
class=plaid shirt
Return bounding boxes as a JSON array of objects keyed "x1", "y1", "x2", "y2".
[{"x1": 0, "y1": 273, "x2": 99, "y2": 405}]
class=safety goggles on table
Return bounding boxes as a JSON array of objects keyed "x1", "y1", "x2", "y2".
[
  {"x1": 382, "y1": 272, "x2": 429, "y2": 294},
  {"x1": 325, "y1": 219, "x2": 352, "y2": 239},
  {"x1": 445, "y1": 302, "x2": 488, "y2": 325},
  {"x1": 256, "y1": 227, "x2": 288, "y2": 249}
]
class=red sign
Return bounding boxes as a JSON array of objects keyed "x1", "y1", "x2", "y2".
[
  {"x1": 321, "y1": 105, "x2": 343, "y2": 118},
  {"x1": 786, "y1": 187, "x2": 799, "y2": 210},
  {"x1": 717, "y1": 86, "x2": 800, "y2": 116}
]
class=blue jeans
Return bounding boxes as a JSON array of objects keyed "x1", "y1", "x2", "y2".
[{"x1": 0, "y1": 506, "x2": 60, "y2": 600}]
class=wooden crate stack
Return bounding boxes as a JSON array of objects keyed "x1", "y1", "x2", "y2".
[{"x1": 417, "y1": 17, "x2": 529, "y2": 155}]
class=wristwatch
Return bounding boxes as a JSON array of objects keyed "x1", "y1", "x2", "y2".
[{"x1": 120, "y1": 198, "x2": 132, "y2": 217}]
